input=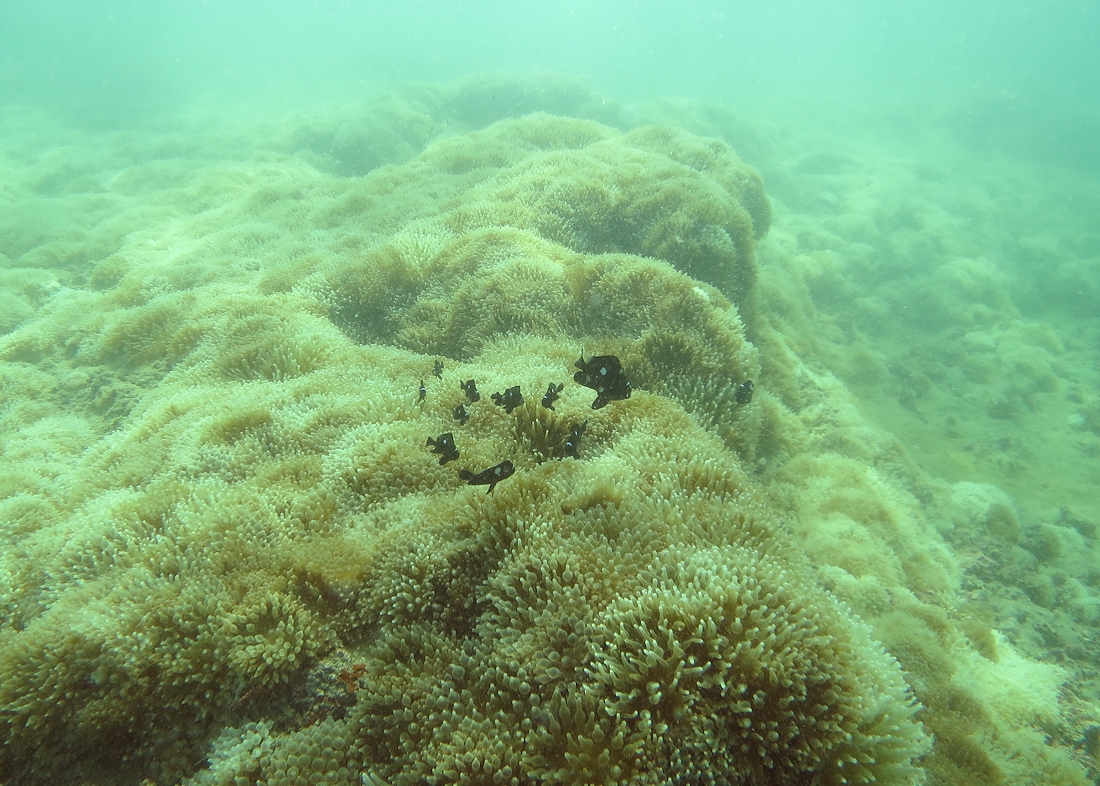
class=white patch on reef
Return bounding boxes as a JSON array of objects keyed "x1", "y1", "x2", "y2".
[
  {"x1": 955, "y1": 631, "x2": 1065, "y2": 728},
  {"x1": 948, "y1": 481, "x2": 1015, "y2": 529}
]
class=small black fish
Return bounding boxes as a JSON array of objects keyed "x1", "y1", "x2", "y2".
[
  {"x1": 453, "y1": 403, "x2": 470, "y2": 424},
  {"x1": 573, "y1": 354, "x2": 631, "y2": 410},
  {"x1": 418, "y1": 380, "x2": 427, "y2": 402},
  {"x1": 426, "y1": 432, "x2": 459, "y2": 465},
  {"x1": 541, "y1": 382, "x2": 564, "y2": 410},
  {"x1": 491, "y1": 385, "x2": 524, "y2": 414},
  {"x1": 561, "y1": 420, "x2": 587, "y2": 458},
  {"x1": 432, "y1": 360, "x2": 444, "y2": 378},
  {"x1": 734, "y1": 379, "x2": 754, "y2": 406},
  {"x1": 461, "y1": 379, "x2": 480, "y2": 403},
  {"x1": 459, "y1": 460, "x2": 515, "y2": 493}
]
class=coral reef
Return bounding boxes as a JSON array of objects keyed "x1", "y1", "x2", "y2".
[
  {"x1": 0, "y1": 105, "x2": 928, "y2": 785},
  {"x1": 4, "y1": 77, "x2": 1092, "y2": 786},
  {"x1": 185, "y1": 399, "x2": 932, "y2": 786}
]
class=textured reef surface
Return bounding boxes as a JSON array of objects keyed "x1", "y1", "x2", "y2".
[{"x1": 1, "y1": 75, "x2": 1096, "y2": 785}]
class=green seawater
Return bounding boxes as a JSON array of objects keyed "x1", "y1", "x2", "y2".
[{"x1": 1, "y1": 2, "x2": 1098, "y2": 784}]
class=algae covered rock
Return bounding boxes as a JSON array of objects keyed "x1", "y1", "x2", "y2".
[{"x1": 0, "y1": 107, "x2": 926, "y2": 786}]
